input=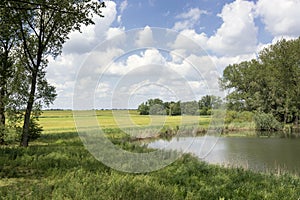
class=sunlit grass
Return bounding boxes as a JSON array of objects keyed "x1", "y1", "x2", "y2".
[{"x1": 39, "y1": 110, "x2": 212, "y2": 133}]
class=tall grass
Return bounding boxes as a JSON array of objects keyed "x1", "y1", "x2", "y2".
[{"x1": 1, "y1": 131, "x2": 300, "y2": 199}]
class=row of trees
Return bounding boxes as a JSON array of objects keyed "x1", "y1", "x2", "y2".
[
  {"x1": 0, "y1": 0, "x2": 105, "y2": 146},
  {"x1": 220, "y1": 37, "x2": 300, "y2": 125},
  {"x1": 137, "y1": 95, "x2": 223, "y2": 116}
]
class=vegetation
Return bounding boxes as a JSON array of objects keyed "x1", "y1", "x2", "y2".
[
  {"x1": 1, "y1": 129, "x2": 300, "y2": 199},
  {"x1": 253, "y1": 112, "x2": 283, "y2": 131},
  {"x1": 220, "y1": 37, "x2": 300, "y2": 126},
  {"x1": 0, "y1": 0, "x2": 106, "y2": 146},
  {"x1": 137, "y1": 95, "x2": 223, "y2": 116}
]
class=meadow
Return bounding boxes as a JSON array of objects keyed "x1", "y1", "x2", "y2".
[
  {"x1": 39, "y1": 110, "x2": 212, "y2": 134},
  {"x1": 1, "y1": 110, "x2": 300, "y2": 199}
]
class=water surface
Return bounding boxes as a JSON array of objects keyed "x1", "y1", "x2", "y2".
[{"x1": 148, "y1": 135, "x2": 300, "y2": 174}]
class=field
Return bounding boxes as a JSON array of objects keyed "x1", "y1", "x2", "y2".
[
  {"x1": 39, "y1": 110, "x2": 212, "y2": 133},
  {"x1": 1, "y1": 110, "x2": 300, "y2": 199}
]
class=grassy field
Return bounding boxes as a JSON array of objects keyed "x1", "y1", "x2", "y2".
[
  {"x1": 1, "y1": 110, "x2": 300, "y2": 199},
  {"x1": 39, "y1": 110, "x2": 212, "y2": 133}
]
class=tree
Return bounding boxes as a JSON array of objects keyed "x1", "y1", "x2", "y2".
[
  {"x1": 3, "y1": 0, "x2": 106, "y2": 146},
  {"x1": 220, "y1": 38, "x2": 300, "y2": 124},
  {"x1": 137, "y1": 102, "x2": 149, "y2": 115},
  {"x1": 0, "y1": 3, "x2": 20, "y2": 144},
  {"x1": 180, "y1": 101, "x2": 199, "y2": 115},
  {"x1": 198, "y1": 95, "x2": 223, "y2": 115},
  {"x1": 138, "y1": 98, "x2": 164, "y2": 115},
  {"x1": 169, "y1": 101, "x2": 181, "y2": 116}
]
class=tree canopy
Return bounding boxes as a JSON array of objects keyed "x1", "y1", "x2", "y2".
[
  {"x1": 0, "y1": 0, "x2": 106, "y2": 146},
  {"x1": 220, "y1": 37, "x2": 300, "y2": 124},
  {"x1": 137, "y1": 96, "x2": 223, "y2": 116}
]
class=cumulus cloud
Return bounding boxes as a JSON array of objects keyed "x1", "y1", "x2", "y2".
[
  {"x1": 135, "y1": 26, "x2": 155, "y2": 47},
  {"x1": 173, "y1": 8, "x2": 208, "y2": 31},
  {"x1": 171, "y1": 29, "x2": 208, "y2": 52},
  {"x1": 256, "y1": 0, "x2": 300, "y2": 37},
  {"x1": 105, "y1": 27, "x2": 125, "y2": 40},
  {"x1": 63, "y1": 1, "x2": 118, "y2": 55},
  {"x1": 207, "y1": 0, "x2": 258, "y2": 56},
  {"x1": 47, "y1": 1, "x2": 121, "y2": 109}
]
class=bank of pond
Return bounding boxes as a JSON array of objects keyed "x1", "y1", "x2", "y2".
[{"x1": 1, "y1": 130, "x2": 300, "y2": 199}]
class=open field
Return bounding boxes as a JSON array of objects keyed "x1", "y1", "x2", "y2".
[{"x1": 39, "y1": 110, "x2": 212, "y2": 133}]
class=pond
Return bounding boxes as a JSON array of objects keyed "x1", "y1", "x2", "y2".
[{"x1": 147, "y1": 134, "x2": 300, "y2": 175}]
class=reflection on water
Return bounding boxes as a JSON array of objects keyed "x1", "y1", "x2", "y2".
[{"x1": 148, "y1": 135, "x2": 300, "y2": 175}]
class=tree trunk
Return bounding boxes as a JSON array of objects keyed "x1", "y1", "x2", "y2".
[
  {"x1": 0, "y1": 87, "x2": 6, "y2": 145},
  {"x1": 20, "y1": 70, "x2": 37, "y2": 147},
  {"x1": 0, "y1": 49, "x2": 9, "y2": 145}
]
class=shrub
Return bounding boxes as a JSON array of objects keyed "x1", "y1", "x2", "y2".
[
  {"x1": 28, "y1": 119, "x2": 43, "y2": 141},
  {"x1": 15, "y1": 118, "x2": 43, "y2": 142},
  {"x1": 225, "y1": 111, "x2": 254, "y2": 124},
  {"x1": 253, "y1": 112, "x2": 282, "y2": 131}
]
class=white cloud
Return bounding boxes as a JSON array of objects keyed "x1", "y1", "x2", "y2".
[
  {"x1": 119, "y1": 0, "x2": 128, "y2": 13},
  {"x1": 63, "y1": 1, "x2": 118, "y2": 55},
  {"x1": 256, "y1": 0, "x2": 300, "y2": 37},
  {"x1": 173, "y1": 8, "x2": 207, "y2": 31},
  {"x1": 135, "y1": 26, "x2": 155, "y2": 47},
  {"x1": 117, "y1": 15, "x2": 122, "y2": 24},
  {"x1": 172, "y1": 29, "x2": 208, "y2": 51},
  {"x1": 207, "y1": 0, "x2": 258, "y2": 56},
  {"x1": 106, "y1": 27, "x2": 125, "y2": 40},
  {"x1": 47, "y1": 1, "x2": 119, "y2": 109},
  {"x1": 117, "y1": 0, "x2": 128, "y2": 24},
  {"x1": 106, "y1": 48, "x2": 166, "y2": 76}
]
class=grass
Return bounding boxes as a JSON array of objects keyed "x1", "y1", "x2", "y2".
[
  {"x1": 1, "y1": 131, "x2": 300, "y2": 199},
  {"x1": 39, "y1": 110, "x2": 212, "y2": 133},
  {"x1": 1, "y1": 110, "x2": 300, "y2": 199}
]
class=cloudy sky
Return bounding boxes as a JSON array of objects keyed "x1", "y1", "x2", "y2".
[{"x1": 47, "y1": 0, "x2": 300, "y2": 110}]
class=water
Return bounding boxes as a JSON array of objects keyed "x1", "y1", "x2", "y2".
[{"x1": 148, "y1": 135, "x2": 300, "y2": 175}]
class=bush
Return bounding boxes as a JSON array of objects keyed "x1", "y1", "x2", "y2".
[
  {"x1": 15, "y1": 119, "x2": 43, "y2": 142},
  {"x1": 253, "y1": 112, "x2": 282, "y2": 131},
  {"x1": 28, "y1": 119, "x2": 43, "y2": 141},
  {"x1": 225, "y1": 111, "x2": 253, "y2": 124}
]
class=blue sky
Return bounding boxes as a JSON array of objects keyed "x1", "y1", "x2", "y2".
[
  {"x1": 47, "y1": 0, "x2": 300, "y2": 109},
  {"x1": 115, "y1": 0, "x2": 236, "y2": 34}
]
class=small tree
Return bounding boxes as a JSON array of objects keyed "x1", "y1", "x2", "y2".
[{"x1": 4, "y1": 0, "x2": 106, "y2": 146}]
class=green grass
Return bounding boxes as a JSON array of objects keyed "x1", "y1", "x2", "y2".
[
  {"x1": 1, "y1": 131, "x2": 300, "y2": 199},
  {"x1": 2, "y1": 110, "x2": 299, "y2": 199},
  {"x1": 39, "y1": 110, "x2": 212, "y2": 133}
]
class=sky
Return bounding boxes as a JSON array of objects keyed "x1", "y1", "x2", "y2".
[{"x1": 47, "y1": 0, "x2": 300, "y2": 110}]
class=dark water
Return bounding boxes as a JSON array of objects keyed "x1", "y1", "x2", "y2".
[{"x1": 148, "y1": 135, "x2": 300, "y2": 174}]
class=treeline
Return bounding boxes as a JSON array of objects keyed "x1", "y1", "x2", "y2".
[
  {"x1": 137, "y1": 95, "x2": 223, "y2": 116},
  {"x1": 220, "y1": 37, "x2": 300, "y2": 126}
]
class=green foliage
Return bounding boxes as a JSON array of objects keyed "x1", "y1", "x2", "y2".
[
  {"x1": 221, "y1": 38, "x2": 300, "y2": 124},
  {"x1": 28, "y1": 118, "x2": 43, "y2": 141},
  {"x1": 1, "y1": 133, "x2": 300, "y2": 199},
  {"x1": 138, "y1": 96, "x2": 223, "y2": 116},
  {"x1": 225, "y1": 111, "x2": 254, "y2": 124},
  {"x1": 137, "y1": 102, "x2": 149, "y2": 115},
  {"x1": 199, "y1": 95, "x2": 223, "y2": 109},
  {"x1": 0, "y1": 0, "x2": 106, "y2": 146},
  {"x1": 253, "y1": 112, "x2": 283, "y2": 131}
]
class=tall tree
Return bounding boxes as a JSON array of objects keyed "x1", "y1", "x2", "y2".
[
  {"x1": 0, "y1": 2, "x2": 20, "y2": 144},
  {"x1": 221, "y1": 38, "x2": 300, "y2": 124},
  {"x1": 5, "y1": 0, "x2": 106, "y2": 146}
]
